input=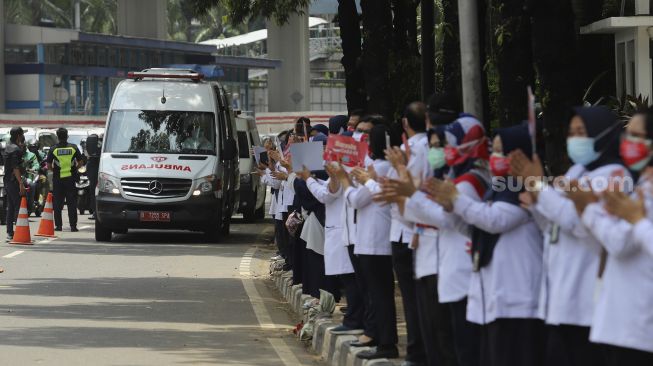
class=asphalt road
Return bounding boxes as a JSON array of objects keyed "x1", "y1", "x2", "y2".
[{"x1": 0, "y1": 213, "x2": 315, "y2": 366}]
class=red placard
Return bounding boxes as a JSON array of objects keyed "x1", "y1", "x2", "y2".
[{"x1": 324, "y1": 135, "x2": 369, "y2": 167}]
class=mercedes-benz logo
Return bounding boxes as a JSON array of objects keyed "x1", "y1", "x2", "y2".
[{"x1": 148, "y1": 180, "x2": 163, "y2": 195}]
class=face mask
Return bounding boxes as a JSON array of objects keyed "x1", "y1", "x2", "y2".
[
  {"x1": 428, "y1": 147, "x2": 446, "y2": 170},
  {"x1": 567, "y1": 137, "x2": 600, "y2": 166},
  {"x1": 489, "y1": 152, "x2": 511, "y2": 177},
  {"x1": 353, "y1": 131, "x2": 365, "y2": 142},
  {"x1": 444, "y1": 146, "x2": 459, "y2": 166},
  {"x1": 620, "y1": 135, "x2": 652, "y2": 171}
]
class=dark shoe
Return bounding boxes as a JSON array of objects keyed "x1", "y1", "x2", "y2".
[
  {"x1": 400, "y1": 362, "x2": 426, "y2": 366},
  {"x1": 357, "y1": 346, "x2": 399, "y2": 360},
  {"x1": 6, "y1": 234, "x2": 13, "y2": 242},
  {"x1": 350, "y1": 339, "x2": 377, "y2": 348},
  {"x1": 54, "y1": 227, "x2": 62, "y2": 232},
  {"x1": 339, "y1": 306, "x2": 348, "y2": 313},
  {"x1": 70, "y1": 227, "x2": 79, "y2": 232},
  {"x1": 330, "y1": 325, "x2": 362, "y2": 335}
]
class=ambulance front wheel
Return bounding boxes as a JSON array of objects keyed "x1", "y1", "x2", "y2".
[{"x1": 95, "y1": 221, "x2": 112, "y2": 242}]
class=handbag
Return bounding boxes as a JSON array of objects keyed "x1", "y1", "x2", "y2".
[{"x1": 285, "y1": 210, "x2": 305, "y2": 236}]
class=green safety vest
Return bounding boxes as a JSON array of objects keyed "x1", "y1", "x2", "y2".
[{"x1": 52, "y1": 146, "x2": 76, "y2": 178}]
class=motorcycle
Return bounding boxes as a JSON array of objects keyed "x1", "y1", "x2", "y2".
[{"x1": 76, "y1": 165, "x2": 92, "y2": 215}]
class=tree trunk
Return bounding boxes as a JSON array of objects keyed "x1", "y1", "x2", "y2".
[
  {"x1": 337, "y1": 0, "x2": 367, "y2": 113},
  {"x1": 361, "y1": 0, "x2": 394, "y2": 121},
  {"x1": 529, "y1": 0, "x2": 581, "y2": 175},
  {"x1": 389, "y1": 0, "x2": 421, "y2": 120},
  {"x1": 493, "y1": 0, "x2": 535, "y2": 127},
  {"x1": 573, "y1": 0, "x2": 615, "y2": 104},
  {"x1": 421, "y1": 0, "x2": 436, "y2": 101},
  {"x1": 441, "y1": 0, "x2": 462, "y2": 100}
]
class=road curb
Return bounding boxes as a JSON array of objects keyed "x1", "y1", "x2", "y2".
[{"x1": 270, "y1": 267, "x2": 397, "y2": 366}]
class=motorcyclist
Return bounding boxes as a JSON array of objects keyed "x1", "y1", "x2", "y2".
[{"x1": 21, "y1": 141, "x2": 40, "y2": 215}]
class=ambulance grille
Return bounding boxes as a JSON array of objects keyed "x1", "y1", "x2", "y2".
[{"x1": 121, "y1": 178, "x2": 192, "y2": 199}]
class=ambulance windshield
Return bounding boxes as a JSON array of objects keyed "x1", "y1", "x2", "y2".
[{"x1": 105, "y1": 110, "x2": 216, "y2": 155}]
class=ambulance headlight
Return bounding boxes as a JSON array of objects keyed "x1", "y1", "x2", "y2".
[
  {"x1": 99, "y1": 173, "x2": 120, "y2": 194},
  {"x1": 194, "y1": 175, "x2": 221, "y2": 196}
]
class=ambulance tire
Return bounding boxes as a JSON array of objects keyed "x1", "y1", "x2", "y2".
[
  {"x1": 95, "y1": 221, "x2": 112, "y2": 242},
  {"x1": 254, "y1": 205, "x2": 265, "y2": 220},
  {"x1": 203, "y1": 228, "x2": 220, "y2": 243}
]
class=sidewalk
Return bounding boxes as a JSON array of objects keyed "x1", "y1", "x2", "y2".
[{"x1": 268, "y1": 255, "x2": 410, "y2": 366}]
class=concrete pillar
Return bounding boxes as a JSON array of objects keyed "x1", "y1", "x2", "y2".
[
  {"x1": 635, "y1": 0, "x2": 650, "y2": 15},
  {"x1": 0, "y1": 0, "x2": 5, "y2": 113},
  {"x1": 635, "y1": 27, "x2": 652, "y2": 100},
  {"x1": 117, "y1": 0, "x2": 166, "y2": 39},
  {"x1": 266, "y1": 12, "x2": 311, "y2": 112},
  {"x1": 457, "y1": 0, "x2": 483, "y2": 119}
]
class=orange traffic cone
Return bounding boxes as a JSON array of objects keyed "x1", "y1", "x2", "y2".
[
  {"x1": 10, "y1": 197, "x2": 33, "y2": 245},
  {"x1": 35, "y1": 193, "x2": 57, "y2": 238}
]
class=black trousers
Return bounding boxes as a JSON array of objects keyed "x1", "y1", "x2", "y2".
[
  {"x1": 603, "y1": 344, "x2": 653, "y2": 366},
  {"x1": 392, "y1": 242, "x2": 426, "y2": 362},
  {"x1": 449, "y1": 298, "x2": 481, "y2": 366},
  {"x1": 5, "y1": 180, "x2": 20, "y2": 235},
  {"x1": 545, "y1": 325, "x2": 605, "y2": 366},
  {"x1": 339, "y1": 272, "x2": 365, "y2": 329},
  {"x1": 53, "y1": 177, "x2": 77, "y2": 228},
  {"x1": 415, "y1": 275, "x2": 459, "y2": 366},
  {"x1": 87, "y1": 157, "x2": 99, "y2": 214},
  {"x1": 358, "y1": 254, "x2": 397, "y2": 348},
  {"x1": 302, "y1": 248, "x2": 341, "y2": 301},
  {"x1": 348, "y1": 245, "x2": 375, "y2": 339},
  {"x1": 292, "y1": 235, "x2": 306, "y2": 285},
  {"x1": 481, "y1": 318, "x2": 545, "y2": 366}
]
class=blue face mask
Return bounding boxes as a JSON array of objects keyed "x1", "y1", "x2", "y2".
[{"x1": 567, "y1": 137, "x2": 600, "y2": 166}]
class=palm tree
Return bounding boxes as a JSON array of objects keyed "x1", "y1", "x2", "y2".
[
  {"x1": 81, "y1": 0, "x2": 117, "y2": 34},
  {"x1": 5, "y1": 0, "x2": 72, "y2": 27}
]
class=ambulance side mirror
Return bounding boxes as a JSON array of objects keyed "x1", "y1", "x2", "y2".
[{"x1": 223, "y1": 138, "x2": 237, "y2": 161}]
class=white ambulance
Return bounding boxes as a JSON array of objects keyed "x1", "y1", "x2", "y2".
[{"x1": 95, "y1": 69, "x2": 240, "y2": 242}]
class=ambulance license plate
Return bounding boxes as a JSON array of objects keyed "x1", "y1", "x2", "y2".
[{"x1": 139, "y1": 211, "x2": 171, "y2": 222}]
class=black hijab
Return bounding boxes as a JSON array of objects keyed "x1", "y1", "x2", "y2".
[
  {"x1": 369, "y1": 124, "x2": 388, "y2": 160},
  {"x1": 572, "y1": 106, "x2": 622, "y2": 171},
  {"x1": 428, "y1": 125, "x2": 449, "y2": 178},
  {"x1": 328, "y1": 115, "x2": 348, "y2": 134},
  {"x1": 471, "y1": 123, "x2": 531, "y2": 271}
]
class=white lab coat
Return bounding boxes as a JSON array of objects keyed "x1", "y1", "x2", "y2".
[
  {"x1": 306, "y1": 177, "x2": 354, "y2": 275},
  {"x1": 404, "y1": 180, "x2": 482, "y2": 302},
  {"x1": 534, "y1": 164, "x2": 625, "y2": 327},
  {"x1": 453, "y1": 193, "x2": 543, "y2": 325},
  {"x1": 387, "y1": 133, "x2": 430, "y2": 244},
  {"x1": 345, "y1": 159, "x2": 393, "y2": 255},
  {"x1": 582, "y1": 179, "x2": 653, "y2": 353}
]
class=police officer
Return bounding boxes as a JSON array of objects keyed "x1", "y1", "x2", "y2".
[
  {"x1": 3, "y1": 127, "x2": 26, "y2": 242},
  {"x1": 46, "y1": 128, "x2": 84, "y2": 232}
]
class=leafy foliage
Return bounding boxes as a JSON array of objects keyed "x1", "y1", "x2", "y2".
[{"x1": 183, "y1": 0, "x2": 311, "y2": 26}]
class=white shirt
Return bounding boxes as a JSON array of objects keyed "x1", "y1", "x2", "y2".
[
  {"x1": 306, "y1": 178, "x2": 354, "y2": 275},
  {"x1": 534, "y1": 164, "x2": 624, "y2": 327},
  {"x1": 453, "y1": 193, "x2": 543, "y2": 324},
  {"x1": 404, "y1": 180, "x2": 482, "y2": 301},
  {"x1": 388, "y1": 133, "x2": 430, "y2": 244},
  {"x1": 582, "y1": 180, "x2": 653, "y2": 353},
  {"x1": 345, "y1": 159, "x2": 393, "y2": 255}
]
